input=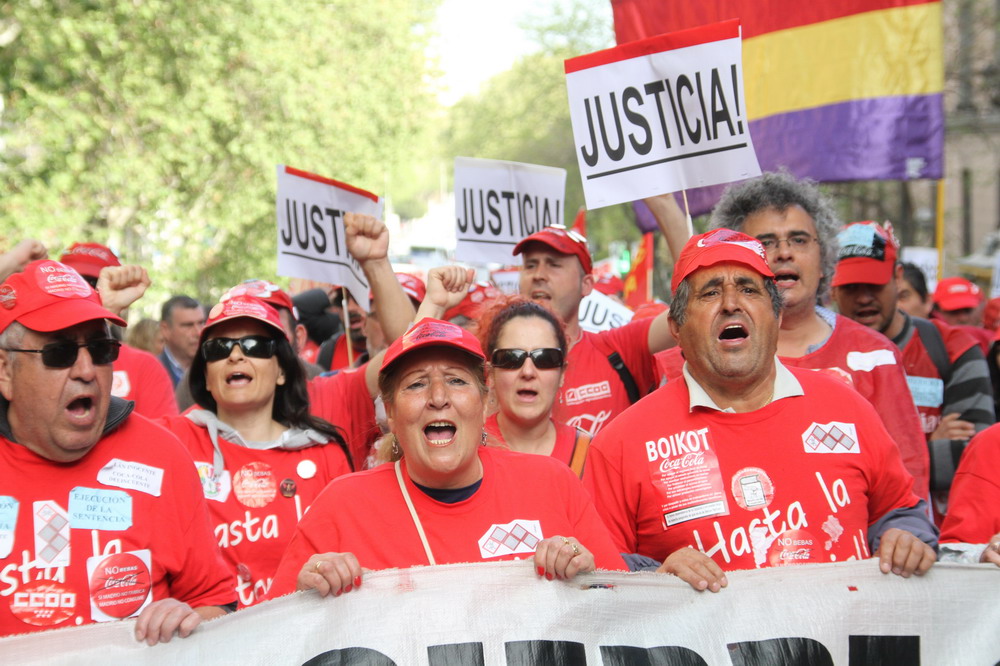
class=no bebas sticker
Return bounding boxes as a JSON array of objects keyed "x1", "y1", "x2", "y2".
[
  {"x1": 453, "y1": 157, "x2": 566, "y2": 266},
  {"x1": 565, "y1": 20, "x2": 760, "y2": 209}
]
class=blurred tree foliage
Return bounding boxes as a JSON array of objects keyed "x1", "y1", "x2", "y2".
[
  {"x1": 0, "y1": 0, "x2": 438, "y2": 314},
  {"x1": 442, "y1": 0, "x2": 644, "y2": 263}
]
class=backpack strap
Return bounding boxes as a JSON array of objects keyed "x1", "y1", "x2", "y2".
[
  {"x1": 607, "y1": 351, "x2": 641, "y2": 404},
  {"x1": 569, "y1": 429, "x2": 592, "y2": 478},
  {"x1": 912, "y1": 318, "x2": 951, "y2": 384}
]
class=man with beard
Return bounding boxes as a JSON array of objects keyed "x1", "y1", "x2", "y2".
[
  {"x1": 831, "y1": 221, "x2": 994, "y2": 521},
  {"x1": 586, "y1": 229, "x2": 937, "y2": 590}
]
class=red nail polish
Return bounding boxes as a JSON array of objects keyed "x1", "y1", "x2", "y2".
[
  {"x1": 345, "y1": 584, "x2": 352, "y2": 593},
  {"x1": 354, "y1": 575, "x2": 362, "y2": 587},
  {"x1": 537, "y1": 566, "x2": 544, "y2": 576},
  {"x1": 545, "y1": 573, "x2": 553, "y2": 581}
]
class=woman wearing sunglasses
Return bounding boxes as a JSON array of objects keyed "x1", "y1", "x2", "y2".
[
  {"x1": 157, "y1": 294, "x2": 352, "y2": 608},
  {"x1": 478, "y1": 296, "x2": 592, "y2": 477},
  {"x1": 269, "y1": 317, "x2": 624, "y2": 599}
]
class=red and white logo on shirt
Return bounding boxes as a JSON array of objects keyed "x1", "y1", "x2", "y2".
[
  {"x1": 801, "y1": 422, "x2": 860, "y2": 454},
  {"x1": 564, "y1": 381, "x2": 612, "y2": 405},
  {"x1": 477, "y1": 520, "x2": 542, "y2": 559}
]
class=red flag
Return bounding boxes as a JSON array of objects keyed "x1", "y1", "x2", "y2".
[
  {"x1": 570, "y1": 207, "x2": 587, "y2": 238},
  {"x1": 623, "y1": 234, "x2": 654, "y2": 310}
]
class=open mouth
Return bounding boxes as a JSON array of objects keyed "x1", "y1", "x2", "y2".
[
  {"x1": 719, "y1": 323, "x2": 748, "y2": 341},
  {"x1": 529, "y1": 290, "x2": 550, "y2": 301},
  {"x1": 227, "y1": 372, "x2": 252, "y2": 385},
  {"x1": 66, "y1": 396, "x2": 93, "y2": 416},
  {"x1": 773, "y1": 271, "x2": 799, "y2": 287},
  {"x1": 516, "y1": 388, "x2": 539, "y2": 400},
  {"x1": 424, "y1": 421, "x2": 457, "y2": 445}
]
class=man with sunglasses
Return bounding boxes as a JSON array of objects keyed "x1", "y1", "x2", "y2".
[
  {"x1": 652, "y1": 173, "x2": 930, "y2": 501},
  {"x1": 0, "y1": 259, "x2": 234, "y2": 643},
  {"x1": 514, "y1": 225, "x2": 675, "y2": 438},
  {"x1": 586, "y1": 229, "x2": 937, "y2": 591}
]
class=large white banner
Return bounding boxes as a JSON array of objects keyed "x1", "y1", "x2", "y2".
[
  {"x1": 565, "y1": 20, "x2": 761, "y2": 209},
  {"x1": 3, "y1": 560, "x2": 997, "y2": 664},
  {"x1": 276, "y1": 165, "x2": 384, "y2": 310},
  {"x1": 454, "y1": 157, "x2": 567, "y2": 266}
]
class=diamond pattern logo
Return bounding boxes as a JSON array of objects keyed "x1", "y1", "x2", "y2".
[
  {"x1": 478, "y1": 520, "x2": 542, "y2": 559},
  {"x1": 801, "y1": 422, "x2": 859, "y2": 454}
]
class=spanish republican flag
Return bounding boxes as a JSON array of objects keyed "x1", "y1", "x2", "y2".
[
  {"x1": 611, "y1": 0, "x2": 943, "y2": 213},
  {"x1": 623, "y1": 233, "x2": 654, "y2": 310}
]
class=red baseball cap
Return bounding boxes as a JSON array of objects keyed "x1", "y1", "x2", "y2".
[
  {"x1": 983, "y1": 297, "x2": 1000, "y2": 331},
  {"x1": 380, "y1": 317, "x2": 485, "y2": 374},
  {"x1": 934, "y1": 277, "x2": 983, "y2": 312},
  {"x1": 513, "y1": 225, "x2": 593, "y2": 275},
  {"x1": 0, "y1": 260, "x2": 126, "y2": 332},
  {"x1": 221, "y1": 279, "x2": 298, "y2": 320},
  {"x1": 396, "y1": 273, "x2": 426, "y2": 306},
  {"x1": 202, "y1": 295, "x2": 288, "y2": 342},
  {"x1": 59, "y1": 242, "x2": 121, "y2": 279},
  {"x1": 831, "y1": 222, "x2": 898, "y2": 287},
  {"x1": 671, "y1": 229, "x2": 774, "y2": 292},
  {"x1": 444, "y1": 282, "x2": 503, "y2": 321}
]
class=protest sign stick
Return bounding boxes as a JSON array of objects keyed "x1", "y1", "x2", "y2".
[
  {"x1": 681, "y1": 189, "x2": 694, "y2": 237},
  {"x1": 341, "y1": 286, "x2": 354, "y2": 366}
]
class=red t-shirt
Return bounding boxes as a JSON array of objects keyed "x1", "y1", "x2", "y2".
[
  {"x1": 655, "y1": 313, "x2": 929, "y2": 499},
  {"x1": 307, "y1": 367, "x2": 377, "y2": 470},
  {"x1": 553, "y1": 319, "x2": 657, "y2": 438},
  {"x1": 159, "y1": 416, "x2": 353, "y2": 607},
  {"x1": 112, "y1": 343, "x2": 179, "y2": 419},
  {"x1": 484, "y1": 413, "x2": 581, "y2": 469},
  {"x1": 939, "y1": 424, "x2": 1000, "y2": 544},
  {"x1": 269, "y1": 447, "x2": 625, "y2": 596},
  {"x1": 584, "y1": 366, "x2": 920, "y2": 571},
  {"x1": 901, "y1": 319, "x2": 977, "y2": 435},
  {"x1": 0, "y1": 412, "x2": 233, "y2": 636}
]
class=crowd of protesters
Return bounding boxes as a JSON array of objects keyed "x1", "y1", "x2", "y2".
[{"x1": 0, "y1": 173, "x2": 997, "y2": 645}]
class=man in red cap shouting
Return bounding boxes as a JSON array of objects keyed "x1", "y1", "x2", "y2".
[
  {"x1": 831, "y1": 222, "x2": 994, "y2": 522},
  {"x1": 514, "y1": 225, "x2": 674, "y2": 437},
  {"x1": 586, "y1": 229, "x2": 937, "y2": 589},
  {"x1": 0, "y1": 259, "x2": 233, "y2": 643}
]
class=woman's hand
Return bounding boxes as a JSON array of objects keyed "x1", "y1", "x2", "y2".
[
  {"x1": 534, "y1": 536, "x2": 594, "y2": 581},
  {"x1": 134, "y1": 598, "x2": 205, "y2": 646},
  {"x1": 297, "y1": 553, "x2": 363, "y2": 597},
  {"x1": 657, "y1": 548, "x2": 728, "y2": 592},
  {"x1": 981, "y1": 533, "x2": 1000, "y2": 566}
]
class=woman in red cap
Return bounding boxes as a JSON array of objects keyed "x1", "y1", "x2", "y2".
[
  {"x1": 268, "y1": 318, "x2": 625, "y2": 598},
  {"x1": 157, "y1": 295, "x2": 353, "y2": 608}
]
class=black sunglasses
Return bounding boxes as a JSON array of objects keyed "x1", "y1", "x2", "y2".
[
  {"x1": 4, "y1": 339, "x2": 121, "y2": 368},
  {"x1": 490, "y1": 348, "x2": 564, "y2": 370},
  {"x1": 201, "y1": 335, "x2": 278, "y2": 362}
]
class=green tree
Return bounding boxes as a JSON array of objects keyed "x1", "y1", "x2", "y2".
[{"x1": 0, "y1": 0, "x2": 439, "y2": 315}]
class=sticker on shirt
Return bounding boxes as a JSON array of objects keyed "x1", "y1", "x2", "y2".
[
  {"x1": 111, "y1": 370, "x2": 131, "y2": 398},
  {"x1": 802, "y1": 422, "x2": 860, "y2": 454},
  {"x1": 846, "y1": 349, "x2": 896, "y2": 372},
  {"x1": 564, "y1": 381, "x2": 612, "y2": 406},
  {"x1": 9, "y1": 579, "x2": 77, "y2": 627},
  {"x1": 821, "y1": 515, "x2": 844, "y2": 550},
  {"x1": 195, "y1": 461, "x2": 232, "y2": 503},
  {"x1": 0, "y1": 496, "x2": 18, "y2": 558},
  {"x1": 232, "y1": 462, "x2": 277, "y2": 508},
  {"x1": 730, "y1": 468, "x2": 774, "y2": 511},
  {"x1": 97, "y1": 458, "x2": 164, "y2": 497},
  {"x1": 646, "y1": 427, "x2": 729, "y2": 528},
  {"x1": 906, "y1": 375, "x2": 944, "y2": 409},
  {"x1": 767, "y1": 529, "x2": 822, "y2": 566},
  {"x1": 296, "y1": 459, "x2": 317, "y2": 480},
  {"x1": 86, "y1": 549, "x2": 152, "y2": 621},
  {"x1": 68, "y1": 487, "x2": 132, "y2": 531},
  {"x1": 33, "y1": 500, "x2": 70, "y2": 567},
  {"x1": 478, "y1": 520, "x2": 542, "y2": 559}
]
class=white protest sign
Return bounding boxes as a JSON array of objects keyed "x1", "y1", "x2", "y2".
[
  {"x1": 901, "y1": 246, "x2": 939, "y2": 294},
  {"x1": 490, "y1": 268, "x2": 521, "y2": 294},
  {"x1": 579, "y1": 290, "x2": 634, "y2": 332},
  {"x1": 275, "y1": 165, "x2": 383, "y2": 310},
  {"x1": 3, "y1": 561, "x2": 997, "y2": 664},
  {"x1": 565, "y1": 19, "x2": 760, "y2": 209},
  {"x1": 454, "y1": 157, "x2": 566, "y2": 265}
]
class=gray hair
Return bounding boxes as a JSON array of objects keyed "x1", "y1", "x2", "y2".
[
  {"x1": 0, "y1": 321, "x2": 27, "y2": 353},
  {"x1": 709, "y1": 171, "x2": 840, "y2": 303},
  {"x1": 669, "y1": 277, "x2": 783, "y2": 326}
]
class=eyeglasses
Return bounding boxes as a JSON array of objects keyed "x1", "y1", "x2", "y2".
[
  {"x1": 4, "y1": 339, "x2": 121, "y2": 368},
  {"x1": 757, "y1": 235, "x2": 816, "y2": 252},
  {"x1": 201, "y1": 335, "x2": 277, "y2": 362},
  {"x1": 490, "y1": 348, "x2": 564, "y2": 370}
]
